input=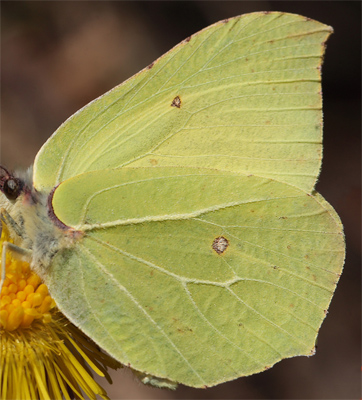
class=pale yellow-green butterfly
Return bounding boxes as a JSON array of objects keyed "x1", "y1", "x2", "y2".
[{"x1": 0, "y1": 12, "x2": 345, "y2": 388}]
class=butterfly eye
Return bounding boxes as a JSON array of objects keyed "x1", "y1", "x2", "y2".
[{"x1": 3, "y1": 178, "x2": 21, "y2": 200}]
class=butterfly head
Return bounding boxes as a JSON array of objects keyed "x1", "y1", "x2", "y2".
[
  {"x1": 0, "y1": 166, "x2": 25, "y2": 202},
  {"x1": 0, "y1": 166, "x2": 39, "y2": 246},
  {"x1": 0, "y1": 166, "x2": 36, "y2": 207}
]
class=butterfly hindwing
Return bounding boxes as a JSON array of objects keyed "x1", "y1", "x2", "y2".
[{"x1": 47, "y1": 167, "x2": 344, "y2": 387}]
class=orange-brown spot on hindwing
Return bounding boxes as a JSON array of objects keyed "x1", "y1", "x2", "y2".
[
  {"x1": 171, "y1": 96, "x2": 181, "y2": 108},
  {"x1": 212, "y1": 236, "x2": 229, "y2": 255}
]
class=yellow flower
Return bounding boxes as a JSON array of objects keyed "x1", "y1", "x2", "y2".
[{"x1": 0, "y1": 225, "x2": 121, "y2": 400}]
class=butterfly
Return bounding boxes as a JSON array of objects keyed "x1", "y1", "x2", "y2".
[{"x1": 0, "y1": 12, "x2": 344, "y2": 388}]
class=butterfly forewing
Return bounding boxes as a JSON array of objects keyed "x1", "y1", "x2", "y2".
[{"x1": 34, "y1": 12, "x2": 332, "y2": 194}]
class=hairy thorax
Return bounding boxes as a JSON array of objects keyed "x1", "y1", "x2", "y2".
[{"x1": 0, "y1": 168, "x2": 77, "y2": 279}]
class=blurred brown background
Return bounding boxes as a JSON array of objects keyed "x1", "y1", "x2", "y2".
[{"x1": 1, "y1": 1, "x2": 360, "y2": 399}]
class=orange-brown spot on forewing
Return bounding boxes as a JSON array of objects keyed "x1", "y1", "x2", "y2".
[
  {"x1": 171, "y1": 96, "x2": 181, "y2": 108},
  {"x1": 177, "y1": 327, "x2": 193, "y2": 334},
  {"x1": 212, "y1": 236, "x2": 229, "y2": 255}
]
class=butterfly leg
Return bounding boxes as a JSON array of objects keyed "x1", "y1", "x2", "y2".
[
  {"x1": 132, "y1": 370, "x2": 178, "y2": 390},
  {"x1": 1, "y1": 208, "x2": 24, "y2": 238}
]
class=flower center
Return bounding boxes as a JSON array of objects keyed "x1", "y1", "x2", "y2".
[{"x1": 0, "y1": 257, "x2": 55, "y2": 331}]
